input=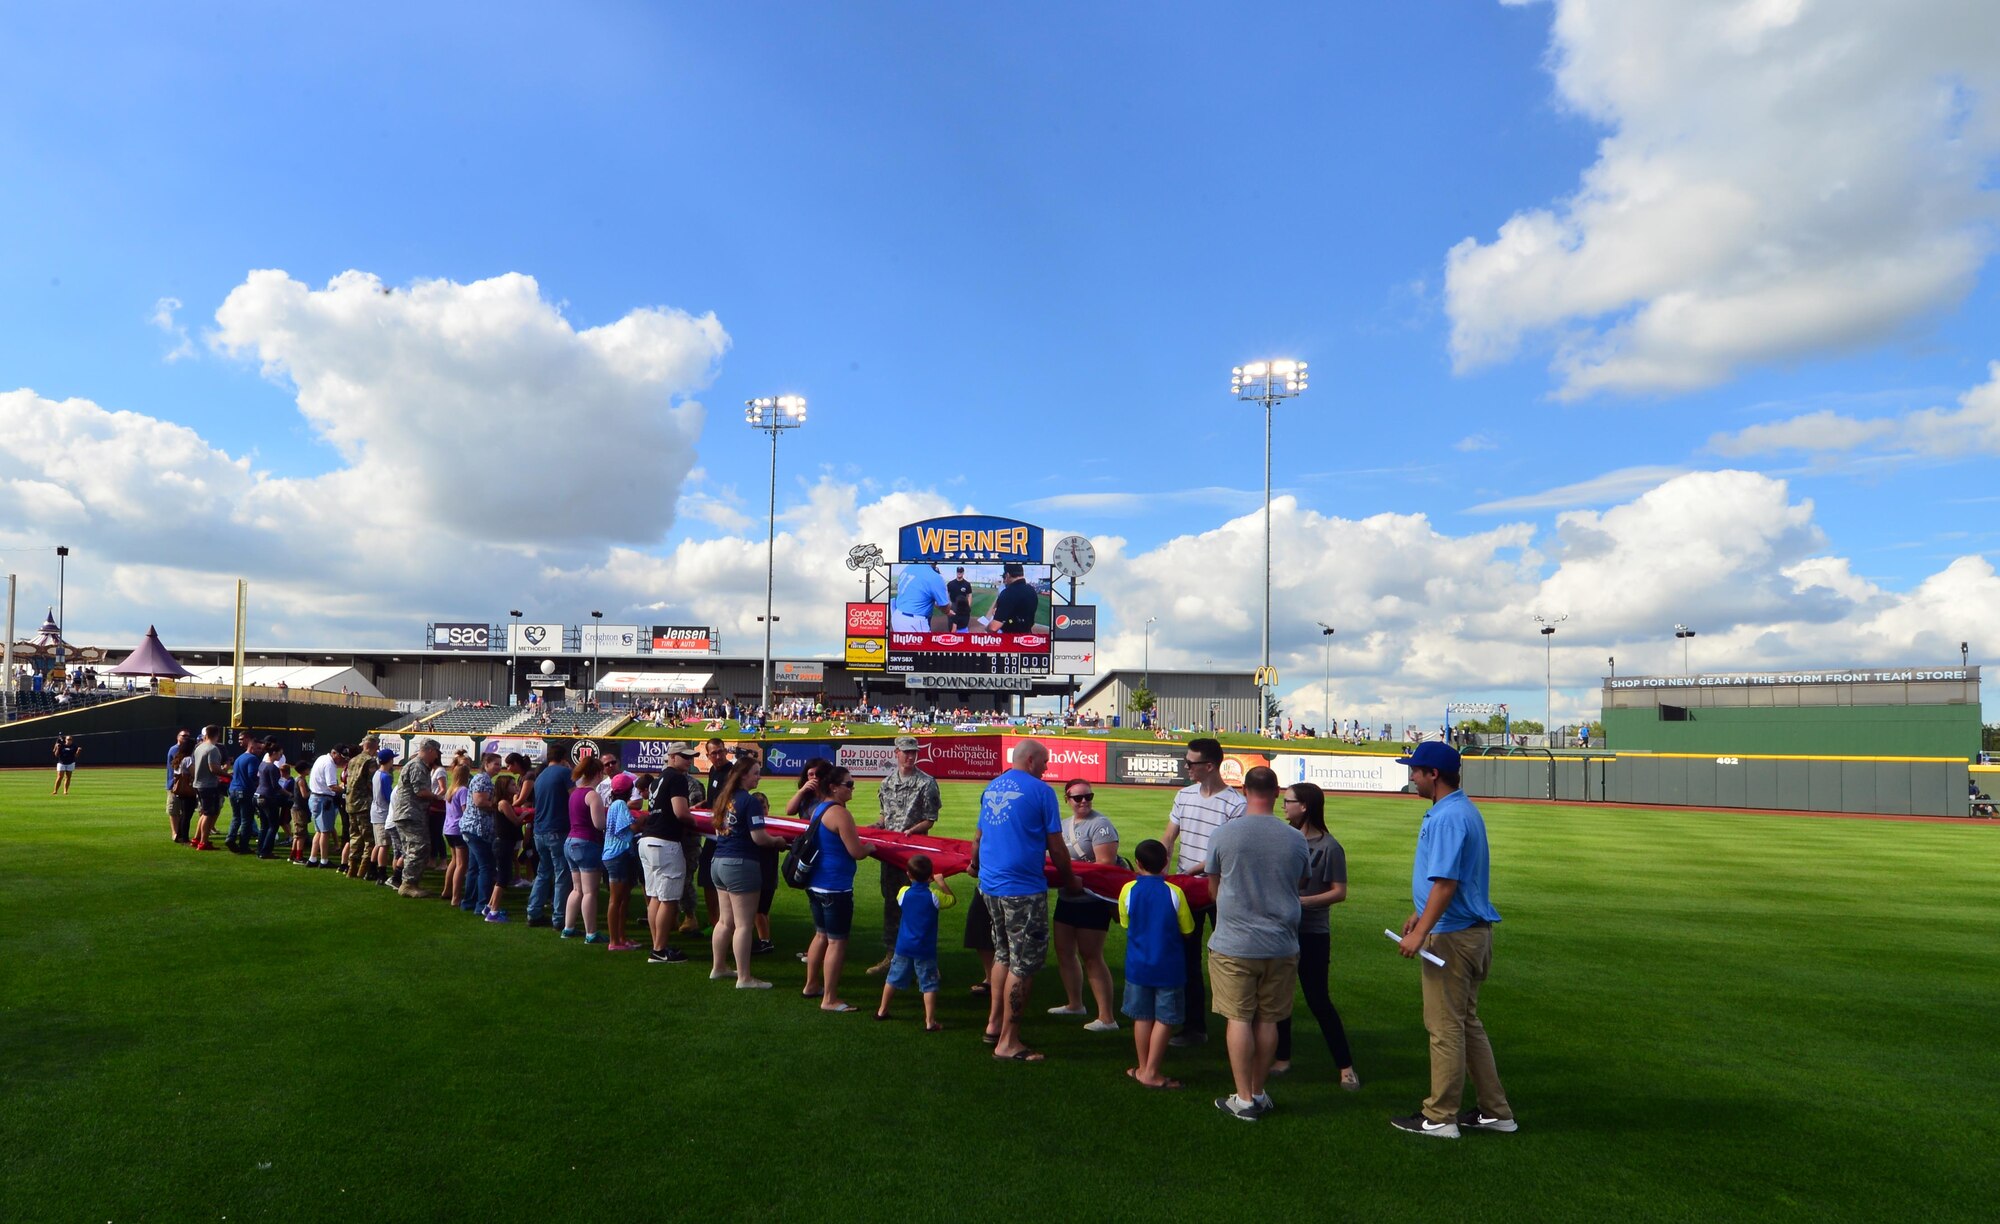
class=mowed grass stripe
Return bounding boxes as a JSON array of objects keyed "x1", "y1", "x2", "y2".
[{"x1": 3, "y1": 769, "x2": 1996, "y2": 1222}]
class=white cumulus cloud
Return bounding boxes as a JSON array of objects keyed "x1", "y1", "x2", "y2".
[{"x1": 1449, "y1": 0, "x2": 2000, "y2": 398}]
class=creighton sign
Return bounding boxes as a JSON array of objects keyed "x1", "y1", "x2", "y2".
[{"x1": 1609, "y1": 667, "x2": 1978, "y2": 690}]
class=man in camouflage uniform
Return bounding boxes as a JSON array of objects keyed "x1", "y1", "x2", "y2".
[
  {"x1": 343, "y1": 735, "x2": 380, "y2": 877},
  {"x1": 390, "y1": 738, "x2": 441, "y2": 897},
  {"x1": 865, "y1": 734, "x2": 941, "y2": 976}
]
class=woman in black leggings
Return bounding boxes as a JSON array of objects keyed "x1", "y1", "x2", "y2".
[{"x1": 1274, "y1": 782, "x2": 1359, "y2": 1089}]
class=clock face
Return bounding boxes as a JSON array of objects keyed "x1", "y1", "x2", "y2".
[{"x1": 1053, "y1": 534, "x2": 1096, "y2": 578}]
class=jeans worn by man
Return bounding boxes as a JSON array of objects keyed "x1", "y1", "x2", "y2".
[
  {"x1": 529, "y1": 835, "x2": 571, "y2": 927},
  {"x1": 225, "y1": 791, "x2": 258, "y2": 852}
]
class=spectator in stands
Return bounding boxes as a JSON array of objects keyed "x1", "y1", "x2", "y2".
[{"x1": 528, "y1": 743, "x2": 575, "y2": 929}]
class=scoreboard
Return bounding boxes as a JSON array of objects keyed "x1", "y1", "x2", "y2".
[{"x1": 888, "y1": 631, "x2": 1052, "y2": 676}]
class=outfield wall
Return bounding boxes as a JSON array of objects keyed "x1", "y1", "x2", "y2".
[{"x1": 0, "y1": 695, "x2": 390, "y2": 769}]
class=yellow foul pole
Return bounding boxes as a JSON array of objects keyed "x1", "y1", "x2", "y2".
[{"x1": 231, "y1": 579, "x2": 247, "y2": 729}]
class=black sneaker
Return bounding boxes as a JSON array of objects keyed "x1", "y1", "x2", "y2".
[
  {"x1": 752, "y1": 939, "x2": 777, "y2": 956},
  {"x1": 648, "y1": 948, "x2": 690, "y2": 964},
  {"x1": 1168, "y1": 1031, "x2": 1208, "y2": 1048},
  {"x1": 1389, "y1": 1113, "x2": 1460, "y2": 1139},
  {"x1": 1213, "y1": 1095, "x2": 1260, "y2": 1122},
  {"x1": 526, "y1": 915, "x2": 553, "y2": 928},
  {"x1": 1455, "y1": 1109, "x2": 1519, "y2": 1133}
]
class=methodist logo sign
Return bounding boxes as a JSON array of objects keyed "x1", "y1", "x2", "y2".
[
  {"x1": 431, "y1": 622, "x2": 490, "y2": 651},
  {"x1": 509, "y1": 623, "x2": 565, "y2": 655},
  {"x1": 898, "y1": 515, "x2": 1043, "y2": 564}
]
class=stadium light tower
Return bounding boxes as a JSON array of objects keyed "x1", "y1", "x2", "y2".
[
  {"x1": 589, "y1": 610, "x2": 603, "y2": 705},
  {"x1": 1674, "y1": 623, "x2": 1697, "y2": 674},
  {"x1": 1534, "y1": 613, "x2": 1568, "y2": 739},
  {"x1": 55, "y1": 545, "x2": 69, "y2": 682},
  {"x1": 508, "y1": 610, "x2": 522, "y2": 705},
  {"x1": 747, "y1": 395, "x2": 807, "y2": 718},
  {"x1": 1143, "y1": 616, "x2": 1157, "y2": 691},
  {"x1": 1317, "y1": 622, "x2": 1335, "y2": 739},
  {"x1": 1232, "y1": 359, "x2": 1307, "y2": 734}
]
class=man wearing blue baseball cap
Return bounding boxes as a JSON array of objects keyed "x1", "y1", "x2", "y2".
[{"x1": 1388, "y1": 740, "x2": 1516, "y2": 1140}]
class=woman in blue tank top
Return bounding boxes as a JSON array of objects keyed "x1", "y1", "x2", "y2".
[{"x1": 802, "y1": 767, "x2": 873, "y2": 1014}]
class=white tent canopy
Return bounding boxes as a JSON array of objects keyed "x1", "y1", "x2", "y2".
[
  {"x1": 180, "y1": 664, "x2": 385, "y2": 699},
  {"x1": 595, "y1": 671, "x2": 712, "y2": 695}
]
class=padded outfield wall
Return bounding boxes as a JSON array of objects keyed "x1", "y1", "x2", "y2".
[{"x1": 1603, "y1": 666, "x2": 1981, "y2": 760}]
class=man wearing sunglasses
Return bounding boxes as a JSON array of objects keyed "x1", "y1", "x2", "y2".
[{"x1": 1161, "y1": 737, "x2": 1245, "y2": 1046}]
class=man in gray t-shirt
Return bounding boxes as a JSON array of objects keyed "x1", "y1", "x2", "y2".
[{"x1": 1204, "y1": 766, "x2": 1308, "y2": 1121}]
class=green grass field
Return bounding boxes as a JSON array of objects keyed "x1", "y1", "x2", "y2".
[{"x1": 6, "y1": 768, "x2": 1997, "y2": 1221}]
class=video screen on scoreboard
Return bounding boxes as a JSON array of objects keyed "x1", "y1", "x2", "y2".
[{"x1": 886, "y1": 562, "x2": 1053, "y2": 675}]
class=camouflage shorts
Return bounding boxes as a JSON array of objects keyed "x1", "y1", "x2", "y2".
[
  {"x1": 983, "y1": 892, "x2": 1050, "y2": 979},
  {"x1": 348, "y1": 819, "x2": 375, "y2": 856}
]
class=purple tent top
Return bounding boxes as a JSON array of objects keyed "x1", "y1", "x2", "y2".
[{"x1": 108, "y1": 626, "x2": 194, "y2": 678}]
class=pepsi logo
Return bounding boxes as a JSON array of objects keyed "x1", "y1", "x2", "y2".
[{"x1": 1055, "y1": 614, "x2": 1072, "y2": 628}]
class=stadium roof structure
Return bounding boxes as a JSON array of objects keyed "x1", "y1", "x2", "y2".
[
  {"x1": 179, "y1": 664, "x2": 385, "y2": 698},
  {"x1": 107, "y1": 626, "x2": 193, "y2": 678}
]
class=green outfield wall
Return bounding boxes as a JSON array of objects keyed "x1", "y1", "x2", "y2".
[{"x1": 1602, "y1": 702, "x2": 1979, "y2": 760}]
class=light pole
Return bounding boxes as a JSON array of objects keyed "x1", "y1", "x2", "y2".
[
  {"x1": 1143, "y1": 616, "x2": 1157, "y2": 690},
  {"x1": 1674, "y1": 623, "x2": 1697, "y2": 674},
  {"x1": 1317, "y1": 622, "x2": 1335, "y2": 739},
  {"x1": 1962, "y1": 641, "x2": 1969, "y2": 670},
  {"x1": 1232, "y1": 359, "x2": 1307, "y2": 734},
  {"x1": 1534, "y1": 613, "x2": 1567, "y2": 740},
  {"x1": 589, "y1": 610, "x2": 603, "y2": 706},
  {"x1": 747, "y1": 395, "x2": 807, "y2": 718},
  {"x1": 508, "y1": 610, "x2": 522, "y2": 705},
  {"x1": 55, "y1": 545, "x2": 68, "y2": 683}
]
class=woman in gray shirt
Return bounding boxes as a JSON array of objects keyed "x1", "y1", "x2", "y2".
[
  {"x1": 1048, "y1": 779, "x2": 1121, "y2": 1032},
  {"x1": 1274, "y1": 782, "x2": 1358, "y2": 1088}
]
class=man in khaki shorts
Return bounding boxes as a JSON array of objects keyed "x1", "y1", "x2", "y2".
[{"x1": 1202, "y1": 765, "x2": 1307, "y2": 1122}]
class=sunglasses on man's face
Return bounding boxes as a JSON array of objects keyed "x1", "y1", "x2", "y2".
[{"x1": 1184, "y1": 758, "x2": 1214, "y2": 768}]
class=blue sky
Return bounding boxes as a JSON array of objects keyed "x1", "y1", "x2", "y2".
[{"x1": 3, "y1": 1, "x2": 1997, "y2": 724}]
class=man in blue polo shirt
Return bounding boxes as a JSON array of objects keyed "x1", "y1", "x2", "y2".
[{"x1": 1390, "y1": 741, "x2": 1516, "y2": 1140}]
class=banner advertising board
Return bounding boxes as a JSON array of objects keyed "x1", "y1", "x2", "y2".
[
  {"x1": 1052, "y1": 640, "x2": 1096, "y2": 675},
  {"x1": 509, "y1": 623, "x2": 565, "y2": 655},
  {"x1": 774, "y1": 660, "x2": 825, "y2": 684},
  {"x1": 578, "y1": 623, "x2": 641, "y2": 653},
  {"x1": 483, "y1": 735, "x2": 548, "y2": 761},
  {"x1": 902, "y1": 674, "x2": 1034, "y2": 692},
  {"x1": 431, "y1": 622, "x2": 491, "y2": 651},
  {"x1": 761, "y1": 740, "x2": 835, "y2": 777},
  {"x1": 1052, "y1": 605, "x2": 1097, "y2": 641},
  {"x1": 1111, "y1": 745, "x2": 1190, "y2": 787},
  {"x1": 650, "y1": 625, "x2": 713, "y2": 654},
  {"x1": 1001, "y1": 735, "x2": 1107, "y2": 782},
  {"x1": 1218, "y1": 751, "x2": 1271, "y2": 789},
  {"x1": 845, "y1": 636, "x2": 887, "y2": 670},
  {"x1": 413, "y1": 734, "x2": 477, "y2": 761},
  {"x1": 898, "y1": 515, "x2": 1044, "y2": 564},
  {"x1": 845, "y1": 603, "x2": 888, "y2": 635},
  {"x1": 1608, "y1": 666, "x2": 1977, "y2": 689},
  {"x1": 1270, "y1": 752, "x2": 1410, "y2": 794},
  {"x1": 595, "y1": 671, "x2": 710, "y2": 695},
  {"x1": 836, "y1": 743, "x2": 897, "y2": 778},
  {"x1": 914, "y1": 734, "x2": 1004, "y2": 780},
  {"x1": 620, "y1": 739, "x2": 675, "y2": 772}
]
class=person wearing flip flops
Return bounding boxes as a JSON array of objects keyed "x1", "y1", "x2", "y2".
[
  {"x1": 1047, "y1": 779, "x2": 1121, "y2": 1033},
  {"x1": 1117, "y1": 839, "x2": 1195, "y2": 1090},
  {"x1": 800, "y1": 767, "x2": 875, "y2": 1013},
  {"x1": 875, "y1": 854, "x2": 955, "y2": 1030},
  {"x1": 970, "y1": 740, "x2": 1076, "y2": 1063}
]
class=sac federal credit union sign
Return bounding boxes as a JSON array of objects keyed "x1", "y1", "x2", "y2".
[{"x1": 1609, "y1": 667, "x2": 1978, "y2": 690}]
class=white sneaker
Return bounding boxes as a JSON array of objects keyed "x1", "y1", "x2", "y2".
[
  {"x1": 1083, "y1": 1019, "x2": 1120, "y2": 1033},
  {"x1": 1047, "y1": 1004, "x2": 1088, "y2": 1016},
  {"x1": 736, "y1": 978, "x2": 773, "y2": 990}
]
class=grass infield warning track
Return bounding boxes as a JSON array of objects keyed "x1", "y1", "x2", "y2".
[{"x1": 4, "y1": 768, "x2": 1996, "y2": 1221}]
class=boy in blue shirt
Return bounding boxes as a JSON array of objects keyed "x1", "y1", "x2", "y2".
[
  {"x1": 874, "y1": 854, "x2": 956, "y2": 1030},
  {"x1": 1118, "y1": 839, "x2": 1196, "y2": 1090}
]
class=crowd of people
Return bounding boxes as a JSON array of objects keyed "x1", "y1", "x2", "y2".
[{"x1": 156, "y1": 725, "x2": 1516, "y2": 1135}]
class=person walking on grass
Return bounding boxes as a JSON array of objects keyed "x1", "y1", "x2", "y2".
[
  {"x1": 51, "y1": 734, "x2": 80, "y2": 795},
  {"x1": 166, "y1": 728, "x2": 194, "y2": 842},
  {"x1": 864, "y1": 735, "x2": 941, "y2": 977},
  {"x1": 306, "y1": 744, "x2": 346, "y2": 869},
  {"x1": 707, "y1": 755, "x2": 784, "y2": 989},
  {"x1": 1205, "y1": 766, "x2": 1307, "y2": 1123},
  {"x1": 875, "y1": 853, "x2": 954, "y2": 1030},
  {"x1": 801, "y1": 767, "x2": 874, "y2": 1014},
  {"x1": 1118, "y1": 839, "x2": 1195, "y2": 1090},
  {"x1": 563, "y1": 753, "x2": 608, "y2": 943},
  {"x1": 1391, "y1": 741, "x2": 1516, "y2": 1140},
  {"x1": 389, "y1": 739, "x2": 441, "y2": 898},
  {"x1": 528, "y1": 743, "x2": 575, "y2": 929},
  {"x1": 1161, "y1": 737, "x2": 1246, "y2": 1047},
  {"x1": 1048, "y1": 777, "x2": 1120, "y2": 1032},
  {"x1": 970, "y1": 739, "x2": 1075, "y2": 1063},
  {"x1": 1273, "y1": 782, "x2": 1359, "y2": 1090}
]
